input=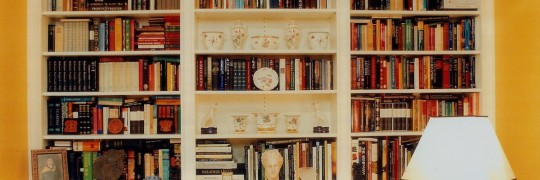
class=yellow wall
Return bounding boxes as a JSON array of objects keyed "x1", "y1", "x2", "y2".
[
  {"x1": 0, "y1": 0, "x2": 27, "y2": 178},
  {"x1": 496, "y1": 0, "x2": 540, "y2": 179}
]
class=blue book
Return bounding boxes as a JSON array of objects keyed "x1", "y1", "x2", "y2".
[{"x1": 99, "y1": 22, "x2": 106, "y2": 51}]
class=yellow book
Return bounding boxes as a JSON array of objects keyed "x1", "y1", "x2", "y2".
[{"x1": 115, "y1": 18, "x2": 123, "y2": 51}]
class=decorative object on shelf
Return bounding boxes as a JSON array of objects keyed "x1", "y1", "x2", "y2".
[
  {"x1": 202, "y1": 31, "x2": 225, "y2": 50},
  {"x1": 253, "y1": 112, "x2": 280, "y2": 134},
  {"x1": 253, "y1": 67, "x2": 279, "y2": 91},
  {"x1": 251, "y1": 19, "x2": 279, "y2": 50},
  {"x1": 108, "y1": 118, "x2": 125, "y2": 134},
  {"x1": 261, "y1": 149, "x2": 284, "y2": 180},
  {"x1": 231, "y1": 20, "x2": 247, "y2": 49},
  {"x1": 312, "y1": 102, "x2": 330, "y2": 133},
  {"x1": 307, "y1": 31, "x2": 330, "y2": 50},
  {"x1": 201, "y1": 103, "x2": 218, "y2": 134},
  {"x1": 401, "y1": 116, "x2": 515, "y2": 180},
  {"x1": 285, "y1": 20, "x2": 301, "y2": 50},
  {"x1": 93, "y1": 149, "x2": 125, "y2": 180},
  {"x1": 251, "y1": 35, "x2": 279, "y2": 50},
  {"x1": 31, "y1": 149, "x2": 68, "y2": 180},
  {"x1": 284, "y1": 114, "x2": 301, "y2": 133},
  {"x1": 232, "y1": 114, "x2": 249, "y2": 134},
  {"x1": 298, "y1": 167, "x2": 318, "y2": 180}
]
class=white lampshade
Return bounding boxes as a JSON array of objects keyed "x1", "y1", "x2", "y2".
[{"x1": 401, "y1": 116, "x2": 515, "y2": 180}]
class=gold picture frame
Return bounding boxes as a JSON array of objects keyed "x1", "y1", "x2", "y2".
[{"x1": 31, "y1": 149, "x2": 69, "y2": 180}]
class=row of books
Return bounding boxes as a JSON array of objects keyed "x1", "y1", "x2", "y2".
[
  {"x1": 48, "y1": 16, "x2": 180, "y2": 52},
  {"x1": 351, "y1": 93, "x2": 479, "y2": 132},
  {"x1": 351, "y1": 137, "x2": 419, "y2": 180},
  {"x1": 196, "y1": 0, "x2": 334, "y2": 9},
  {"x1": 244, "y1": 139, "x2": 335, "y2": 180},
  {"x1": 350, "y1": 17, "x2": 475, "y2": 51},
  {"x1": 48, "y1": 0, "x2": 180, "y2": 11},
  {"x1": 46, "y1": 56, "x2": 180, "y2": 92},
  {"x1": 350, "y1": 55, "x2": 476, "y2": 90},
  {"x1": 418, "y1": 55, "x2": 475, "y2": 89},
  {"x1": 47, "y1": 96, "x2": 181, "y2": 135},
  {"x1": 48, "y1": 139, "x2": 180, "y2": 180},
  {"x1": 351, "y1": 0, "x2": 478, "y2": 11},
  {"x1": 196, "y1": 56, "x2": 334, "y2": 91},
  {"x1": 351, "y1": 55, "x2": 414, "y2": 90}
]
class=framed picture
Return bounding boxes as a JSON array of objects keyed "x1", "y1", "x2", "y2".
[{"x1": 31, "y1": 149, "x2": 68, "y2": 180}]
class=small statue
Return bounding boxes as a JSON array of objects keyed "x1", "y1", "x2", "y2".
[
  {"x1": 313, "y1": 102, "x2": 330, "y2": 133},
  {"x1": 201, "y1": 103, "x2": 218, "y2": 134}
]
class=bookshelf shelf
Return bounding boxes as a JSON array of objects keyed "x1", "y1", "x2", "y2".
[
  {"x1": 350, "y1": 50, "x2": 481, "y2": 55},
  {"x1": 43, "y1": 51, "x2": 182, "y2": 57},
  {"x1": 44, "y1": 134, "x2": 181, "y2": 140},
  {"x1": 195, "y1": 9, "x2": 336, "y2": 19},
  {"x1": 43, "y1": 10, "x2": 181, "y2": 18},
  {"x1": 43, "y1": 91, "x2": 181, "y2": 97},
  {"x1": 350, "y1": 89, "x2": 481, "y2": 94},
  {"x1": 195, "y1": 90, "x2": 336, "y2": 95},
  {"x1": 350, "y1": 10, "x2": 479, "y2": 17},
  {"x1": 196, "y1": 133, "x2": 337, "y2": 139},
  {"x1": 195, "y1": 50, "x2": 336, "y2": 55},
  {"x1": 351, "y1": 131, "x2": 423, "y2": 137}
]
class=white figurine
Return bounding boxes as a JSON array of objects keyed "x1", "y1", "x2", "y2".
[
  {"x1": 202, "y1": 104, "x2": 217, "y2": 128},
  {"x1": 313, "y1": 102, "x2": 329, "y2": 127}
]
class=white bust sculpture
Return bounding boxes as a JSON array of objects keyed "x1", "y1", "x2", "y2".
[{"x1": 261, "y1": 149, "x2": 283, "y2": 180}]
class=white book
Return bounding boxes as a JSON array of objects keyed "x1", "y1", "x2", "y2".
[
  {"x1": 144, "y1": 104, "x2": 151, "y2": 134},
  {"x1": 102, "y1": 106, "x2": 109, "y2": 134},
  {"x1": 196, "y1": 160, "x2": 237, "y2": 169},
  {"x1": 123, "y1": 107, "x2": 130, "y2": 135},
  {"x1": 195, "y1": 146, "x2": 232, "y2": 153},
  {"x1": 326, "y1": 143, "x2": 332, "y2": 180},
  {"x1": 131, "y1": 61, "x2": 139, "y2": 91},
  {"x1": 284, "y1": 147, "x2": 289, "y2": 180}
]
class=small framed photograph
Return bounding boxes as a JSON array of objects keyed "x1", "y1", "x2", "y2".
[{"x1": 31, "y1": 149, "x2": 68, "y2": 180}]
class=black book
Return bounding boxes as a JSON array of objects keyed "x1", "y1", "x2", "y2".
[{"x1": 48, "y1": 24, "x2": 55, "y2": 52}]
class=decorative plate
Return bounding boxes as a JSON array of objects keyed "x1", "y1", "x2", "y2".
[{"x1": 253, "y1": 67, "x2": 279, "y2": 91}]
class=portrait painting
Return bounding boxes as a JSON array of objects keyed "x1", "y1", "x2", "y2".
[{"x1": 31, "y1": 149, "x2": 68, "y2": 180}]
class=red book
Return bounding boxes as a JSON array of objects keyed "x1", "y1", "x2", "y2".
[
  {"x1": 352, "y1": 100, "x2": 361, "y2": 132},
  {"x1": 130, "y1": 19, "x2": 136, "y2": 51},
  {"x1": 351, "y1": 23, "x2": 358, "y2": 50},
  {"x1": 196, "y1": 56, "x2": 204, "y2": 90},
  {"x1": 97, "y1": 107, "x2": 103, "y2": 134},
  {"x1": 395, "y1": 56, "x2": 401, "y2": 89},
  {"x1": 108, "y1": 20, "x2": 115, "y2": 51},
  {"x1": 285, "y1": 60, "x2": 291, "y2": 90},
  {"x1": 92, "y1": 106, "x2": 98, "y2": 134},
  {"x1": 351, "y1": 57, "x2": 357, "y2": 89},
  {"x1": 370, "y1": 56, "x2": 377, "y2": 89},
  {"x1": 148, "y1": 63, "x2": 155, "y2": 91},
  {"x1": 380, "y1": 57, "x2": 387, "y2": 89},
  {"x1": 246, "y1": 59, "x2": 252, "y2": 90},
  {"x1": 442, "y1": 56, "x2": 451, "y2": 89}
]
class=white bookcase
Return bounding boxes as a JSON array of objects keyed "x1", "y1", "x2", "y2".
[{"x1": 27, "y1": 0, "x2": 494, "y2": 179}]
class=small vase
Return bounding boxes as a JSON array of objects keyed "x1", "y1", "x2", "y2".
[
  {"x1": 253, "y1": 112, "x2": 280, "y2": 134},
  {"x1": 307, "y1": 32, "x2": 330, "y2": 50},
  {"x1": 231, "y1": 20, "x2": 247, "y2": 50},
  {"x1": 202, "y1": 31, "x2": 224, "y2": 50},
  {"x1": 284, "y1": 114, "x2": 301, "y2": 133},
  {"x1": 285, "y1": 21, "x2": 301, "y2": 50},
  {"x1": 232, "y1": 114, "x2": 249, "y2": 134}
]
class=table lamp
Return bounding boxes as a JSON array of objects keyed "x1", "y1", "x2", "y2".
[{"x1": 401, "y1": 116, "x2": 516, "y2": 180}]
